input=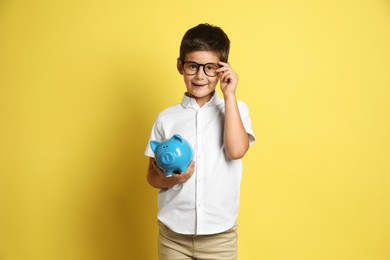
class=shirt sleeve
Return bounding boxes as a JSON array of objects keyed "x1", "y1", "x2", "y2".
[
  {"x1": 238, "y1": 101, "x2": 256, "y2": 145},
  {"x1": 144, "y1": 114, "x2": 165, "y2": 157}
]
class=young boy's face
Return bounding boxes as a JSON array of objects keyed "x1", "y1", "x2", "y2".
[{"x1": 177, "y1": 50, "x2": 220, "y2": 106}]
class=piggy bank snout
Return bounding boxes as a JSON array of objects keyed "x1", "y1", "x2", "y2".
[{"x1": 160, "y1": 152, "x2": 175, "y2": 165}]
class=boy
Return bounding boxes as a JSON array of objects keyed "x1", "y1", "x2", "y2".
[{"x1": 144, "y1": 23, "x2": 255, "y2": 260}]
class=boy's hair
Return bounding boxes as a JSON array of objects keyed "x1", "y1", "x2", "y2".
[{"x1": 179, "y1": 23, "x2": 230, "y2": 62}]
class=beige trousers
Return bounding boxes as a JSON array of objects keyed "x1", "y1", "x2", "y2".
[{"x1": 158, "y1": 221, "x2": 238, "y2": 260}]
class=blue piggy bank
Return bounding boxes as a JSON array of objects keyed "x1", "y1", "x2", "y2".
[{"x1": 150, "y1": 134, "x2": 194, "y2": 177}]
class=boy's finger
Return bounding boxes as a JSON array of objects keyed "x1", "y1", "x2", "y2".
[{"x1": 186, "y1": 161, "x2": 195, "y2": 173}]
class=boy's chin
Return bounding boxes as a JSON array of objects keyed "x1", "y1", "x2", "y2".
[
  {"x1": 186, "y1": 90, "x2": 215, "y2": 99},
  {"x1": 188, "y1": 86, "x2": 215, "y2": 94}
]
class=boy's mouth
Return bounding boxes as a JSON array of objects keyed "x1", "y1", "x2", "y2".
[{"x1": 192, "y1": 82, "x2": 207, "y2": 88}]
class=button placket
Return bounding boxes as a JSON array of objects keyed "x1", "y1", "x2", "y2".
[{"x1": 195, "y1": 108, "x2": 204, "y2": 233}]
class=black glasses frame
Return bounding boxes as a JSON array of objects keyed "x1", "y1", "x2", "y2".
[{"x1": 181, "y1": 61, "x2": 222, "y2": 77}]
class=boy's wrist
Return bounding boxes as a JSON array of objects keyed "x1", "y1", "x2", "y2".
[{"x1": 223, "y1": 93, "x2": 237, "y2": 101}]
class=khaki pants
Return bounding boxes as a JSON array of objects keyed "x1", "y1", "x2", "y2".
[{"x1": 158, "y1": 221, "x2": 238, "y2": 260}]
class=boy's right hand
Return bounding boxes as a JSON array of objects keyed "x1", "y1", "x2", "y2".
[
  {"x1": 151, "y1": 159, "x2": 195, "y2": 188},
  {"x1": 172, "y1": 160, "x2": 195, "y2": 184}
]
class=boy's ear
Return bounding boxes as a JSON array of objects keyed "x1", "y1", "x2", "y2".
[{"x1": 177, "y1": 58, "x2": 184, "y2": 75}]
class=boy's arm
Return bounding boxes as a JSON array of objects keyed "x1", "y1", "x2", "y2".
[
  {"x1": 218, "y1": 62, "x2": 250, "y2": 160},
  {"x1": 224, "y1": 95, "x2": 249, "y2": 159},
  {"x1": 147, "y1": 157, "x2": 195, "y2": 189}
]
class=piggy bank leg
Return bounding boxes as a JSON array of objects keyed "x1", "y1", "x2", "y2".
[
  {"x1": 179, "y1": 166, "x2": 187, "y2": 173},
  {"x1": 165, "y1": 170, "x2": 173, "y2": 177}
]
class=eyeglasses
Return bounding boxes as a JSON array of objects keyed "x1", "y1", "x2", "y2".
[{"x1": 181, "y1": 61, "x2": 221, "y2": 77}]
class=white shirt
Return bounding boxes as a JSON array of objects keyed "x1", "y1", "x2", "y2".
[{"x1": 144, "y1": 92, "x2": 255, "y2": 235}]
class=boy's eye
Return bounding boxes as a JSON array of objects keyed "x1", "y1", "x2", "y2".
[
  {"x1": 206, "y1": 64, "x2": 218, "y2": 71},
  {"x1": 185, "y1": 63, "x2": 198, "y2": 70}
]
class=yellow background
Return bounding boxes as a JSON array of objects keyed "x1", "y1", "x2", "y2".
[{"x1": 1, "y1": 0, "x2": 389, "y2": 259}]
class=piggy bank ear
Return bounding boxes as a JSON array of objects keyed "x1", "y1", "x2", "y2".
[
  {"x1": 150, "y1": 141, "x2": 160, "y2": 153},
  {"x1": 172, "y1": 134, "x2": 184, "y2": 143}
]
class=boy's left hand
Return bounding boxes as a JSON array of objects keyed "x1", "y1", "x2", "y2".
[{"x1": 217, "y1": 61, "x2": 239, "y2": 97}]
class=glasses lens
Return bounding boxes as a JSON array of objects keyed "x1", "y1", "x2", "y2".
[
  {"x1": 183, "y1": 62, "x2": 199, "y2": 75},
  {"x1": 204, "y1": 63, "x2": 219, "y2": 76}
]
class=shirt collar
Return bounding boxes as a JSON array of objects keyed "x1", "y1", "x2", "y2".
[{"x1": 181, "y1": 91, "x2": 222, "y2": 109}]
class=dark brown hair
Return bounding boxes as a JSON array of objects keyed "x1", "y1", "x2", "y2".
[{"x1": 179, "y1": 23, "x2": 230, "y2": 62}]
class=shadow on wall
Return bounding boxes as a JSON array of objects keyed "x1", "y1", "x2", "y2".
[{"x1": 80, "y1": 73, "x2": 159, "y2": 260}]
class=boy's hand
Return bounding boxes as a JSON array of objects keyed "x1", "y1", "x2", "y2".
[
  {"x1": 172, "y1": 160, "x2": 195, "y2": 184},
  {"x1": 217, "y1": 62, "x2": 239, "y2": 97},
  {"x1": 152, "y1": 160, "x2": 195, "y2": 187}
]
